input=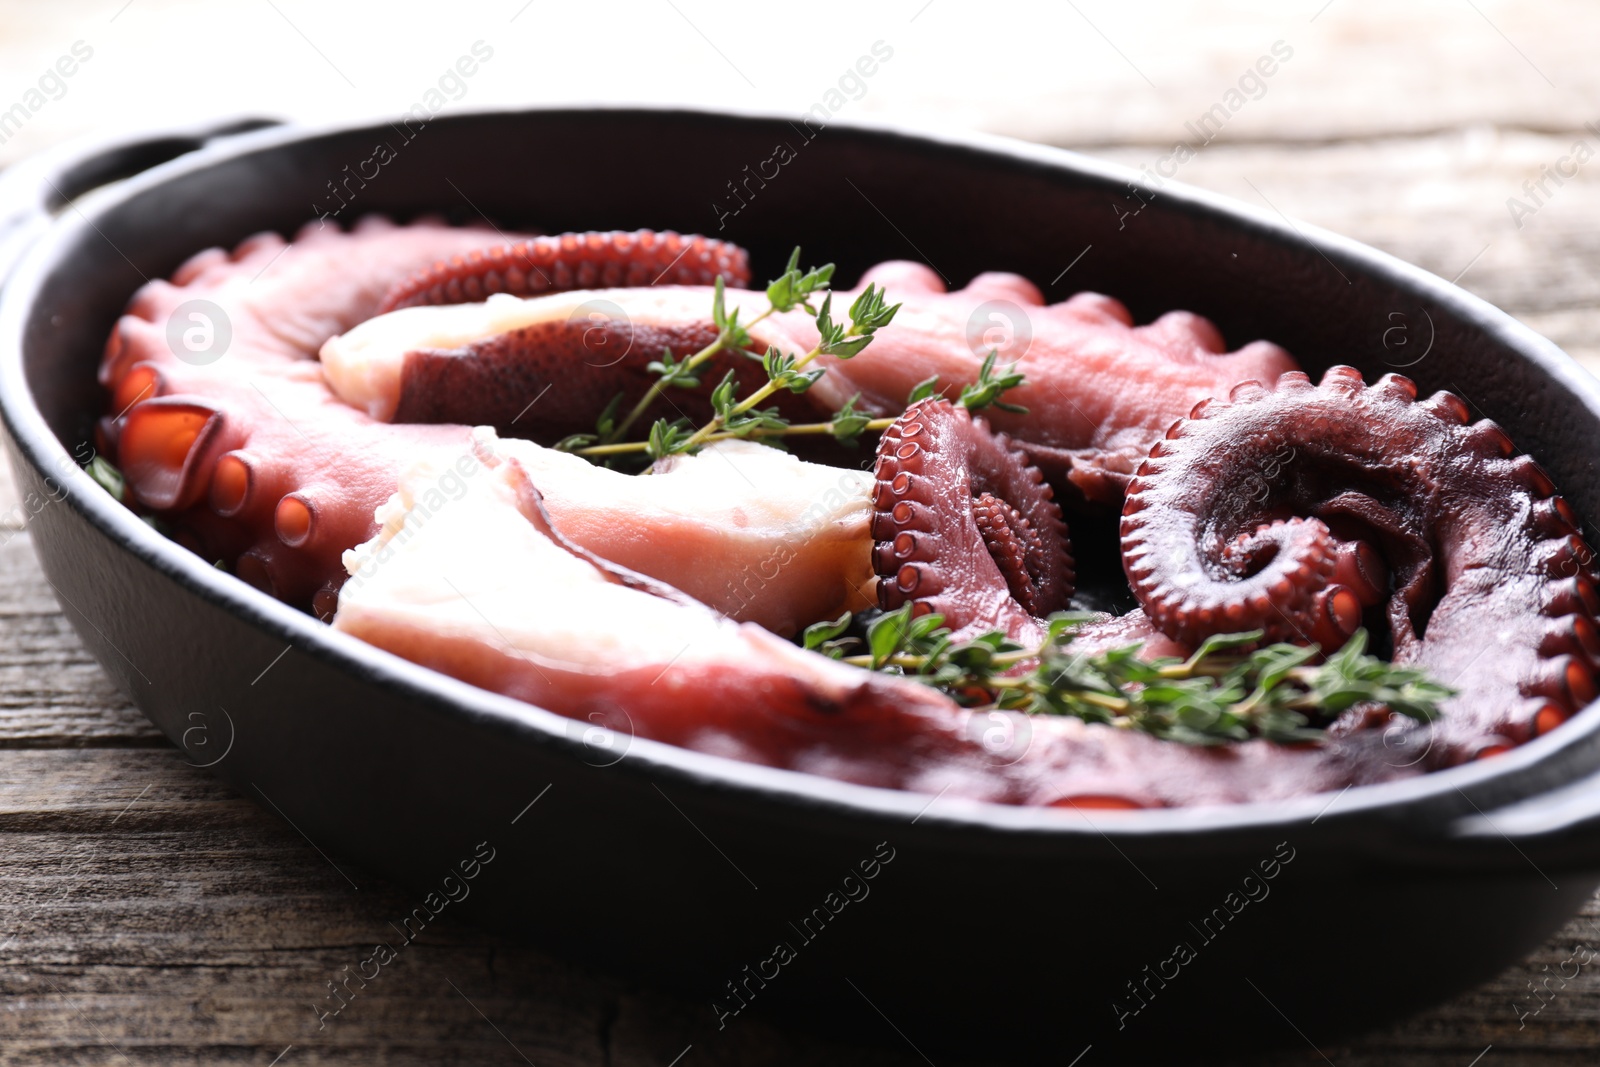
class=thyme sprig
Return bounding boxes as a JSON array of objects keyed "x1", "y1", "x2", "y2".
[
  {"x1": 559, "y1": 248, "x2": 1031, "y2": 464},
  {"x1": 572, "y1": 412, "x2": 899, "y2": 457},
  {"x1": 597, "y1": 248, "x2": 835, "y2": 447},
  {"x1": 903, "y1": 349, "x2": 1028, "y2": 414},
  {"x1": 564, "y1": 261, "x2": 902, "y2": 463},
  {"x1": 663, "y1": 284, "x2": 900, "y2": 459},
  {"x1": 803, "y1": 607, "x2": 1452, "y2": 745},
  {"x1": 85, "y1": 455, "x2": 125, "y2": 502}
]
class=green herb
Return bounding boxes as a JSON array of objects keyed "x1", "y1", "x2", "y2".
[
  {"x1": 958, "y1": 349, "x2": 1028, "y2": 414},
  {"x1": 763, "y1": 247, "x2": 835, "y2": 314},
  {"x1": 599, "y1": 249, "x2": 835, "y2": 447},
  {"x1": 707, "y1": 368, "x2": 790, "y2": 441},
  {"x1": 894, "y1": 352, "x2": 1029, "y2": 414},
  {"x1": 906, "y1": 375, "x2": 942, "y2": 404},
  {"x1": 828, "y1": 395, "x2": 875, "y2": 446},
  {"x1": 554, "y1": 432, "x2": 598, "y2": 453},
  {"x1": 572, "y1": 247, "x2": 1030, "y2": 463},
  {"x1": 646, "y1": 418, "x2": 695, "y2": 463},
  {"x1": 80, "y1": 454, "x2": 184, "y2": 542},
  {"x1": 565, "y1": 250, "x2": 901, "y2": 463},
  {"x1": 801, "y1": 611, "x2": 857, "y2": 658},
  {"x1": 85, "y1": 455, "x2": 125, "y2": 502},
  {"x1": 803, "y1": 607, "x2": 1453, "y2": 746},
  {"x1": 649, "y1": 284, "x2": 902, "y2": 459},
  {"x1": 647, "y1": 348, "x2": 701, "y2": 390}
]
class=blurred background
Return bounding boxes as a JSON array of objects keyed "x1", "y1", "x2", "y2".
[{"x1": 2, "y1": 0, "x2": 1595, "y2": 370}]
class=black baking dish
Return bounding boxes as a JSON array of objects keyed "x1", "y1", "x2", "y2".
[{"x1": 4, "y1": 109, "x2": 1600, "y2": 1059}]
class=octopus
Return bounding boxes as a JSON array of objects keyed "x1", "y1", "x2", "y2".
[
  {"x1": 1120, "y1": 367, "x2": 1600, "y2": 763},
  {"x1": 323, "y1": 257, "x2": 1296, "y2": 507},
  {"x1": 92, "y1": 216, "x2": 1599, "y2": 807}
]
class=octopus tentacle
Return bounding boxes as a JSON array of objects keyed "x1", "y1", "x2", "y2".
[
  {"x1": 320, "y1": 287, "x2": 801, "y2": 440},
  {"x1": 375, "y1": 230, "x2": 751, "y2": 313},
  {"x1": 338, "y1": 443, "x2": 1420, "y2": 808},
  {"x1": 100, "y1": 219, "x2": 657, "y2": 609},
  {"x1": 1119, "y1": 364, "x2": 1598, "y2": 764},
  {"x1": 323, "y1": 266, "x2": 1296, "y2": 511},
  {"x1": 792, "y1": 280, "x2": 1299, "y2": 509},
  {"x1": 870, "y1": 398, "x2": 1073, "y2": 640}
]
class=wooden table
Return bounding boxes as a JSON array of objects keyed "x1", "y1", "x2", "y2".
[{"x1": 4, "y1": 2, "x2": 1600, "y2": 1063}]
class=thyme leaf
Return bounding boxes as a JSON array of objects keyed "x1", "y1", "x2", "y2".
[
  {"x1": 85, "y1": 455, "x2": 125, "y2": 502},
  {"x1": 576, "y1": 247, "x2": 1033, "y2": 461},
  {"x1": 959, "y1": 349, "x2": 1028, "y2": 413},
  {"x1": 823, "y1": 606, "x2": 1452, "y2": 746}
]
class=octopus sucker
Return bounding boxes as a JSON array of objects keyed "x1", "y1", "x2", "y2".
[
  {"x1": 209, "y1": 450, "x2": 292, "y2": 519},
  {"x1": 870, "y1": 399, "x2": 1072, "y2": 641},
  {"x1": 116, "y1": 398, "x2": 230, "y2": 511},
  {"x1": 1120, "y1": 365, "x2": 1600, "y2": 766},
  {"x1": 375, "y1": 230, "x2": 752, "y2": 313}
]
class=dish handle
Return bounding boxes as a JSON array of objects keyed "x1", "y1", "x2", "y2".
[
  {"x1": 0, "y1": 117, "x2": 283, "y2": 289},
  {"x1": 1440, "y1": 757, "x2": 1600, "y2": 876}
]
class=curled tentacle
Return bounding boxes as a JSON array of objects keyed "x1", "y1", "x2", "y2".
[
  {"x1": 1120, "y1": 365, "x2": 1598, "y2": 764},
  {"x1": 376, "y1": 230, "x2": 751, "y2": 313},
  {"x1": 337, "y1": 446, "x2": 1413, "y2": 808},
  {"x1": 871, "y1": 399, "x2": 1073, "y2": 639},
  {"x1": 98, "y1": 219, "x2": 558, "y2": 609}
]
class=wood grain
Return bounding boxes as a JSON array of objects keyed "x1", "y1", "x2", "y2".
[
  {"x1": 1095, "y1": 129, "x2": 1600, "y2": 375},
  {"x1": 0, "y1": 535, "x2": 158, "y2": 748}
]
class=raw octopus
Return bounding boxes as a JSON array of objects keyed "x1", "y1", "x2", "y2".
[
  {"x1": 94, "y1": 217, "x2": 1598, "y2": 806},
  {"x1": 323, "y1": 258, "x2": 1297, "y2": 507},
  {"x1": 1120, "y1": 367, "x2": 1600, "y2": 763}
]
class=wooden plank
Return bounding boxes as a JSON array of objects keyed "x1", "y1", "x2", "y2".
[
  {"x1": 1093, "y1": 129, "x2": 1600, "y2": 376},
  {"x1": 0, "y1": 749, "x2": 608, "y2": 1066},
  {"x1": 0, "y1": 747, "x2": 1596, "y2": 1065},
  {"x1": 0, "y1": 532, "x2": 159, "y2": 747}
]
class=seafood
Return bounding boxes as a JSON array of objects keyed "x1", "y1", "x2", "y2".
[
  {"x1": 99, "y1": 221, "x2": 749, "y2": 613},
  {"x1": 345, "y1": 430, "x2": 880, "y2": 638},
  {"x1": 320, "y1": 260, "x2": 1296, "y2": 505},
  {"x1": 869, "y1": 398, "x2": 1072, "y2": 642},
  {"x1": 344, "y1": 394, "x2": 1074, "y2": 642},
  {"x1": 93, "y1": 216, "x2": 1596, "y2": 806},
  {"x1": 1120, "y1": 366, "x2": 1600, "y2": 764},
  {"x1": 333, "y1": 432, "x2": 1412, "y2": 807}
]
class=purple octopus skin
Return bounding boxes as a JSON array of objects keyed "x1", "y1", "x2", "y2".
[
  {"x1": 1120, "y1": 365, "x2": 1599, "y2": 765},
  {"x1": 870, "y1": 398, "x2": 1075, "y2": 643}
]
